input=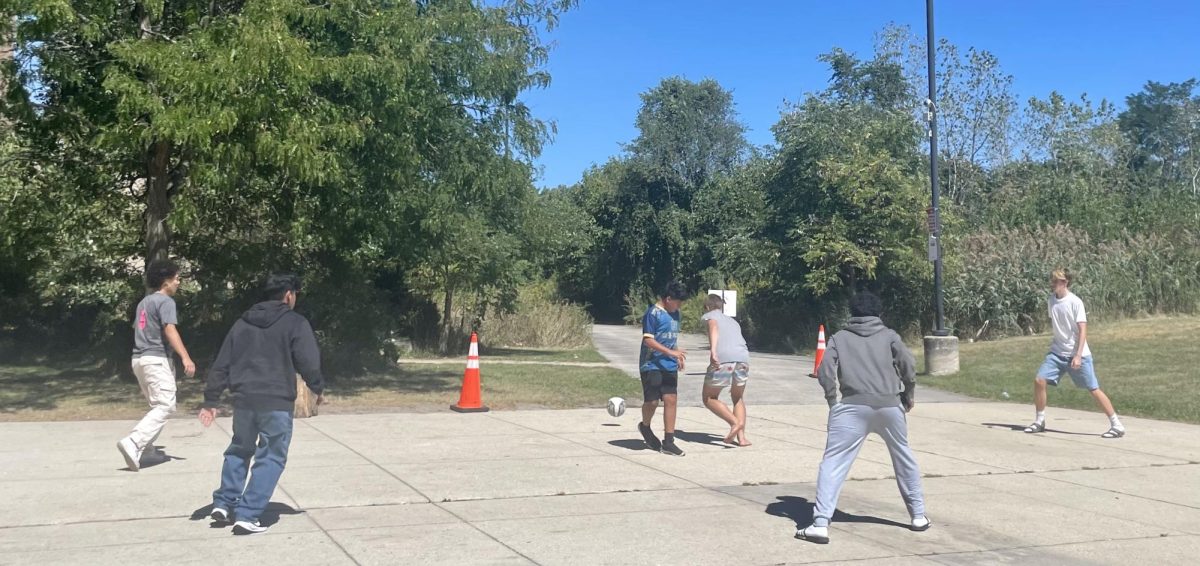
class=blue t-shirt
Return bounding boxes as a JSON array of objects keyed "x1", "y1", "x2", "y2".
[{"x1": 639, "y1": 304, "x2": 680, "y2": 372}]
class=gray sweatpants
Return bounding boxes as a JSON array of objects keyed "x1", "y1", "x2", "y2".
[{"x1": 812, "y1": 403, "x2": 925, "y2": 527}]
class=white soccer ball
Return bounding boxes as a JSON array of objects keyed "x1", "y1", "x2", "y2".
[{"x1": 606, "y1": 397, "x2": 626, "y2": 418}]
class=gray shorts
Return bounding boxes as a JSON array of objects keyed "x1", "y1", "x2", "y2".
[{"x1": 704, "y1": 362, "x2": 749, "y2": 388}]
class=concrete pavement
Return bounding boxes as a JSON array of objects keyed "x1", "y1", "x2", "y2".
[
  {"x1": 591, "y1": 324, "x2": 972, "y2": 406},
  {"x1": 3, "y1": 402, "x2": 1199, "y2": 565}
]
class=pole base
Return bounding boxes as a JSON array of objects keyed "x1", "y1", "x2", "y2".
[
  {"x1": 923, "y1": 335, "x2": 960, "y2": 375},
  {"x1": 450, "y1": 404, "x2": 490, "y2": 413}
]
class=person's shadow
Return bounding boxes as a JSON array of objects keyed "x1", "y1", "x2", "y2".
[
  {"x1": 190, "y1": 502, "x2": 303, "y2": 529},
  {"x1": 607, "y1": 428, "x2": 733, "y2": 451},
  {"x1": 671, "y1": 429, "x2": 733, "y2": 448},
  {"x1": 981, "y1": 422, "x2": 1095, "y2": 436},
  {"x1": 766, "y1": 495, "x2": 909, "y2": 529}
]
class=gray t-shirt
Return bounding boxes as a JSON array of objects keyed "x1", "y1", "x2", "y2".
[
  {"x1": 701, "y1": 310, "x2": 750, "y2": 363},
  {"x1": 133, "y1": 292, "x2": 178, "y2": 359}
]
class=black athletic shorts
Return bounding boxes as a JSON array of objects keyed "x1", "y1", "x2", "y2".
[{"x1": 640, "y1": 369, "x2": 678, "y2": 402}]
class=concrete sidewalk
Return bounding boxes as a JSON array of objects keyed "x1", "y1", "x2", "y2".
[{"x1": 3, "y1": 403, "x2": 1199, "y2": 565}]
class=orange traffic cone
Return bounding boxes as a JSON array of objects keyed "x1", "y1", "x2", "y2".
[
  {"x1": 451, "y1": 332, "x2": 489, "y2": 413},
  {"x1": 809, "y1": 325, "x2": 826, "y2": 378}
]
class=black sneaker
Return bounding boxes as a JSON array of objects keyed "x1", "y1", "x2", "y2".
[
  {"x1": 210, "y1": 507, "x2": 231, "y2": 525},
  {"x1": 232, "y1": 520, "x2": 268, "y2": 535},
  {"x1": 638, "y1": 423, "x2": 662, "y2": 451},
  {"x1": 660, "y1": 440, "x2": 685, "y2": 457}
]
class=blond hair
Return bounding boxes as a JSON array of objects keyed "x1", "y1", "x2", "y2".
[
  {"x1": 703, "y1": 293, "x2": 725, "y2": 312},
  {"x1": 1051, "y1": 268, "x2": 1073, "y2": 285}
]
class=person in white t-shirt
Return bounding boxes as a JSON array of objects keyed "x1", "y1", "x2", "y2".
[{"x1": 1024, "y1": 268, "x2": 1125, "y2": 438}]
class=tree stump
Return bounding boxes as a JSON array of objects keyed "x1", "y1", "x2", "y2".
[{"x1": 294, "y1": 375, "x2": 318, "y2": 418}]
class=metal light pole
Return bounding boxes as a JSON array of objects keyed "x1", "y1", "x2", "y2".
[
  {"x1": 925, "y1": 0, "x2": 947, "y2": 336},
  {"x1": 922, "y1": 0, "x2": 959, "y2": 374}
]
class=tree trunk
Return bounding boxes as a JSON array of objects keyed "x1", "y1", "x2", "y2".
[
  {"x1": 439, "y1": 284, "x2": 454, "y2": 355},
  {"x1": 0, "y1": 22, "x2": 12, "y2": 97},
  {"x1": 145, "y1": 140, "x2": 172, "y2": 264},
  {"x1": 294, "y1": 375, "x2": 318, "y2": 418}
]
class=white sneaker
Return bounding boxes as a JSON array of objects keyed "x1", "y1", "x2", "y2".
[
  {"x1": 911, "y1": 515, "x2": 932, "y2": 531},
  {"x1": 117, "y1": 438, "x2": 139, "y2": 471},
  {"x1": 795, "y1": 525, "x2": 829, "y2": 544},
  {"x1": 233, "y1": 520, "x2": 269, "y2": 535}
]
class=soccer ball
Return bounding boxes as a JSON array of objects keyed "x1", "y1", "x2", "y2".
[{"x1": 606, "y1": 397, "x2": 626, "y2": 418}]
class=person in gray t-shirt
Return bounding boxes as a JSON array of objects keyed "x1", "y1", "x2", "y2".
[
  {"x1": 700, "y1": 294, "x2": 752, "y2": 447},
  {"x1": 117, "y1": 260, "x2": 196, "y2": 472}
]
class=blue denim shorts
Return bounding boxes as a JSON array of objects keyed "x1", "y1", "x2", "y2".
[{"x1": 1037, "y1": 353, "x2": 1100, "y2": 390}]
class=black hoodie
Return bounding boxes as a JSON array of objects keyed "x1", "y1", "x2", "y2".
[
  {"x1": 816, "y1": 316, "x2": 916, "y2": 408},
  {"x1": 204, "y1": 301, "x2": 325, "y2": 412}
]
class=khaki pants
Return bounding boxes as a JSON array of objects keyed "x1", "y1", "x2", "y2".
[{"x1": 127, "y1": 356, "x2": 177, "y2": 457}]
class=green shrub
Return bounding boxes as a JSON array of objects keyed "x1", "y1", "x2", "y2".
[{"x1": 481, "y1": 280, "x2": 593, "y2": 349}]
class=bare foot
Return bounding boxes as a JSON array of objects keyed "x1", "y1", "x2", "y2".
[
  {"x1": 736, "y1": 433, "x2": 752, "y2": 447},
  {"x1": 724, "y1": 423, "x2": 744, "y2": 445}
]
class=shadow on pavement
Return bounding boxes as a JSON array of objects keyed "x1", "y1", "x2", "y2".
[
  {"x1": 672, "y1": 429, "x2": 734, "y2": 448},
  {"x1": 981, "y1": 422, "x2": 1096, "y2": 436},
  {"x1": 189, "y1": 502, "x2": 303, "y2": 528},
  {"x1": 608, "y1": 439, "x2": 654, "y2": 451},
  {"x1": 766, "y1": 495, "x2": 909, "y2": 529}
]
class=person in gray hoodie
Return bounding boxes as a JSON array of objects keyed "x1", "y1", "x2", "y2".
[{"x1": 796, "y1": 292, "x2": 930, "y2": 544}]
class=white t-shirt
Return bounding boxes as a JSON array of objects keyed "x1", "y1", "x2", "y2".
[{"x1": 1048, "y1": 291, "x2": 1090, "y2": 358}]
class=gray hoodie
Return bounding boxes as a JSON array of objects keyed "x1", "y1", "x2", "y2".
[{"x1": 817, "y1": 316, "x2": 916, "y2": 408}]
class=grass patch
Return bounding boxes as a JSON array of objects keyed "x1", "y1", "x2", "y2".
[
  {"x1": 0, "y1": 361, "x2": 205, "y2": 422},
  {"x1": 921, "y1": 316, "x2": 1200, "y2": 424},
  {"x1": 481, "y1": 347, "x2": 608, "y2": 363},
  {"x1": 326, "y1": 363, "x2": 638, "y2": 412},
  {"x1": 0, "y1": 359, "x2": 637, "y2": 421},
  {"x1": 401, "y1": 346, "x2": 608, "y2": 363}
]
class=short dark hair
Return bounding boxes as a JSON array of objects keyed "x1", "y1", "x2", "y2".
[
  {"x1": 146, "y1": 260, "x2": 180, "y2": 290},
  {"x1": 661, "y1": 280, "x2": 688, "y2": 301},
  {"x1": 264, "y1": 273, "x2": 302, "y2": 301},
  {"x1": 849, "y1": 292, "x2": 883, "y2": 318}
]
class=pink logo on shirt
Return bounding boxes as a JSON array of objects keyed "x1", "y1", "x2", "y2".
[{"x1": 138, "y1": 309, "x2": 147, "y2": 330}]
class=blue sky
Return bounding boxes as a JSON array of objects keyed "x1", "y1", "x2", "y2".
[{"x1": 524, "y1": 0, "x2": 1200, "y2": 188}]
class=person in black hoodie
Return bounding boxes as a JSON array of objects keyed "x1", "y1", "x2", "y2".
[
  {"x1": 198, "y1": 274, "x2": 325, "y2": 535},
  {"x1": 796, "y1": 292, "x2": 929, "y2": 544}
]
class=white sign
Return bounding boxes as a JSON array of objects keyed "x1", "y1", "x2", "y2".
[{"x1": 706, "y1": 289, "x2": 738, "y2": 318}]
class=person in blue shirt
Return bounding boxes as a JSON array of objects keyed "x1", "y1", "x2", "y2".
[{"x1": 637, "y1": 281, "x2": 689, "y2": 456}]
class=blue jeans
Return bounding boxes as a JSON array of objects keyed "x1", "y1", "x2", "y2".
[{"x1": 212, "y1": 409, "x2": 293, "y2": 523}]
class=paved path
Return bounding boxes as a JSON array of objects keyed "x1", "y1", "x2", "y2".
[
  {"x1": 591, "y1": 324, "x2": 971, "y2": 406},
  {"x1": 3, "y1": 403, "x2": 1199, "y2": 565}
]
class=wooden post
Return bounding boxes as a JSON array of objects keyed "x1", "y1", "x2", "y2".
[{"x1": 294, "y1": 375, "x2": 318, "y2": 418}]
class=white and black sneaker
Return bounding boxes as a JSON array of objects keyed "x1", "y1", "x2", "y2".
[
  {"x1": 795, "y1": 525, "x2": 830, "y2": 544},
  {"x1": 660, "y1": 440, "x2": 685, "y2": 457},
  {"x1": 232, "y1": 520, "x2": 268, "y2": 535},
  {"x1": 210, "y1": 507, "x2": 232, "y2": 525}
]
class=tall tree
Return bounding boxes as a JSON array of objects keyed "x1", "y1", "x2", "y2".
[
  {"x1": 3, "y1": 0, "x2": 574, "y2": 363},
  {"x1": 766, "y1": 51, "x2": 927, "y2": 300},
  {"x1": 628, "y1": 76, "x2": 748, "y2": 206},
  {"x1": 1119, "y1": 79, "x2": 1200, "y2": 194}
]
